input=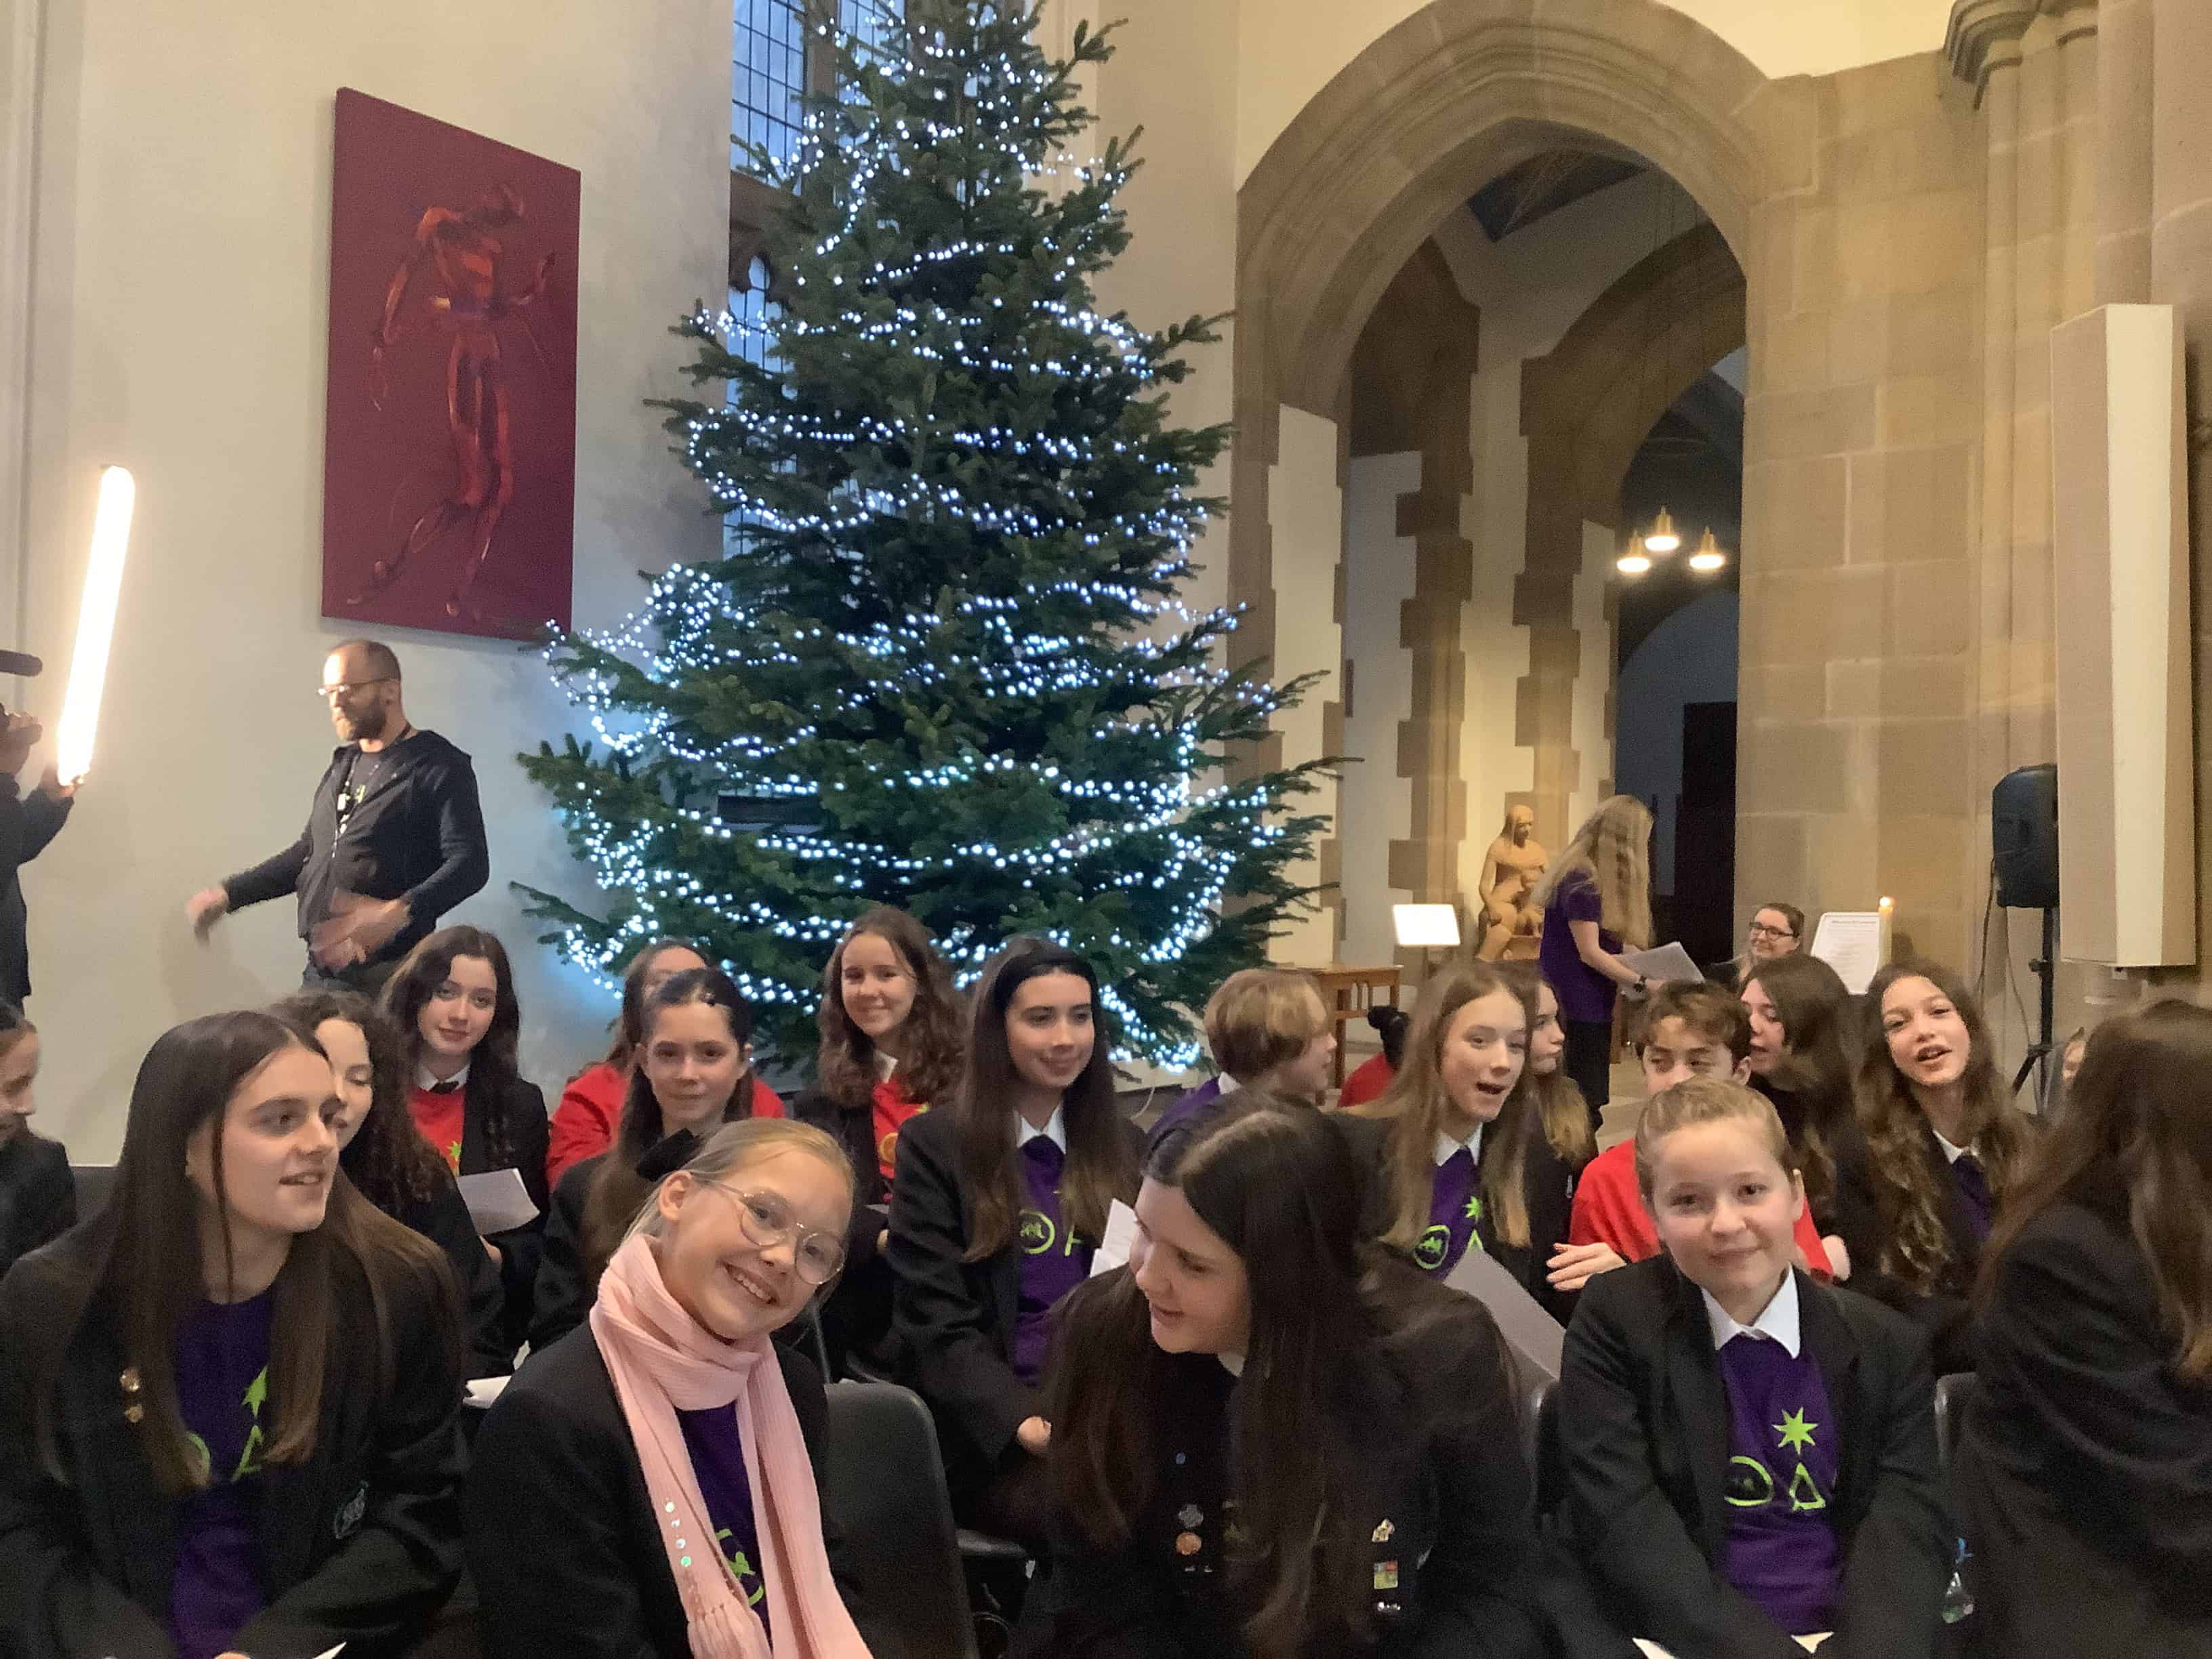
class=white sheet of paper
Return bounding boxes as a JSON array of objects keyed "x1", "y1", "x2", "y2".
[
  {"x1": 464, "y1": 1375, "x2": 512, "y2": 1410},
  {"x1": 1443, "y1": 1246, "x2": 1565, "y2": 1385},
  {"x1": 1809, "y1": 911, "x2": 1885, "y2": 994},
  {"x1": 1617, "y1": 941, "x2": 1704, "y2": 985},
  {"x1": 312, "y1": 1645, "x2": 348, "y2": 1659},
  {"x1": 1090, "y1": 1199, "x2": 1140, "y2": 1276},
  {"x1": 457, "y1": 1168, "x2": 538, "y2": 1234}
]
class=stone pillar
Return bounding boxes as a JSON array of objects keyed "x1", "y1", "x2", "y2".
[
  {"x1": 2149, "y1": 0, "x2": 2212, "y2": 985},
  {"x1": 2095, "y1": 0, "x2": 2154, "y2": 303}
]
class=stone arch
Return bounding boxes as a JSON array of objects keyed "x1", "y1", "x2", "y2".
[
  {"x1": 1515, "y1": 221, "x2": 1748, "y2": 836},
  {"x1": 1229, "y1": 0, "x2": 1790, "y2": 945}
]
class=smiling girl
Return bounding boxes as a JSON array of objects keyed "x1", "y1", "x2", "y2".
[
  {"x1": 1342, "y1": 962, "x2": 1576, "y2": 1318},
  {"x1": 1551, "y1": 1077, "x2": 1948, "y2": 1658},
  {"x1": 468, "y1": 1119, "x2": 880, "y2": 1659},
  {"x1": 383, "y1": 926, "x2": 550, "y2": 1347},
  {"x1": 0, "y1": 1012, "x2": 467, "y2": 1659},
  {"x1": 887, "y1": 937, "x2": 1142, "y2": 1549},
  {"x1": 533, "y1": 968, "x2": 780, "y2": 1352},
  {"x1": 1839, "y1": 960, "x2": 2035, "y2": 1373},
  {"x1": 796, "y1": 908, "x2": 965, "y2": 1373},
  {"x1": 1038, "y1": 1106, "x2": 1544, "y2": 1658},
  {"x1": 276, "y1": 988, "x2": 510, "y2": 1377}
]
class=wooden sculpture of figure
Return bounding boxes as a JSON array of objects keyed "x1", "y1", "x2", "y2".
[{"x1": 1476, "y1": 804, "x2": 1549, "y2": 960}]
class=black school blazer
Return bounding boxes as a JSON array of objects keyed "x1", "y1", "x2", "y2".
[
  {"x1": 0, "y1": 1221, "x2": 467, "y2": 1659},
  {"x1": 1832, "y1": 1123, "x2": 1992, "y2": 1374},
  {"x1": 1552, "y1": 1256, "x2": 1948, "y2": 1659},
  {"x1": 449, "y1": 1071, "x2": 551, "y2": 1336},
  {"x1": 380, "y1": 1170, "x2": 512, "y2": 1378},
  {"x1": 0, "y1": 1127, "x2": 75, "y2": 1281},
  {"x1": 1954, "y1": 1200, "x2": 2212, "y2": 1656},
  {"x1": 1037, "y1": 1271, "x2": 1548, "y2": 1659},
  {"x1": 886, "y1": 1103, "x2": 1143, "y2": 1494},
  {"x1": 1336, "y1": 1109, "x2": 1578, "y2": 1324},
  {"x1": 466, "y1": 1321, "x2": 895, "y2": 1659}
]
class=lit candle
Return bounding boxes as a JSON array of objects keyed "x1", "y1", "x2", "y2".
[{"x1": 56, "y1": 466, "x2": 134, "y2": 787}]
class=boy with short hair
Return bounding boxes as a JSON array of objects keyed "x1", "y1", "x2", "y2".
[{"x1": 1551, "y1": 982, "x2": 1829, "y2": 1292}]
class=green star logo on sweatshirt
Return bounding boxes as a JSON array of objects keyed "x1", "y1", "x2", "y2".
[{"x1": 1774, "y1": 1408, "x2": 1818, "y2": 1453}]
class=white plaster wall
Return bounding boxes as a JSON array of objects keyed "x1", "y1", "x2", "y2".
[
  {"x1": 1266, "y1": 407, "x2": 1343, "y2": 967},
  {"x1": 24, "y1": 0, "x2": 731, "y2": 1155},
  {"x1": 1338, "y1": 451, "x2": 1420, "y2": 966}
]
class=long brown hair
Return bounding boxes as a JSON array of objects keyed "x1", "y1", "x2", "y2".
[
  {"x1": 1505, "y1": 966, "x2": 1595, "y2": 1170},
  {"x1": 1981, "y1": 1001, "x2": 2212, "y2": 1381},
  {"x1": 815, "y1": 907, "x2": 964, "y2": 1117},
  {"x1": 1530, "y1": 794, "x2": 1652, "y2": 949},
  {"x1": 274, "y1": 990, "x2": 449, "y2": 1214},
  {"x1": 1050, "y1": 1107, "x2": 1496, "y2": 1659},
  {"x1": 581, "y1": 968, "x2": 759, "y2": 1282},
  {"x1": 1741, "y1": 952, "x2": 1856, "y2": 1218},
  {"x1": 35, "y1": 1012, "x2": 453, "y2": 1490},
  {"x1": 1348, "y1": 962, "x2": 1540, "y2": 1251},
  {"x1": 954, "y1": 938, "x2": 1136, "y2": 1261},
  {"x1": 381, "y1": 925, "x2": 529, "y2": 1170},
  {"x1": 1856, "y1": 960, "x2": 2032, "y2": 1296},
  {"x1": 601, "y1": 938, "x2": 709, "y2": 1072}
]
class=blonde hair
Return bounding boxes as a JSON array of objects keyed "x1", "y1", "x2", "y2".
[
  {"x1": 1632, "y1": 1076, "x2": 1793, "y2": 1204},
  {"x1": 627, "y1": 1118, "x2": 856, "y2": 1247},
  {"x1": 1204, "y1": 969, "x2": 1328, "y2": 1084},
  {"x1": 1346, "y1": 962, "x2": 1539, "y2": 1251},
  {"x1": 1531, "y1": 794, "x2": 1653, "y2": 949}
]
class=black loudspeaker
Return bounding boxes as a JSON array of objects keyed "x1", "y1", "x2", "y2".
[{"x1": 1992, "y1": 764, "x2": 2059, "y2": 909}]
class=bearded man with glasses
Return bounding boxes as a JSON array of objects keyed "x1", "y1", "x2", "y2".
[{"x1": 185, "y1": 638, "x2": 489, "y2": 990}]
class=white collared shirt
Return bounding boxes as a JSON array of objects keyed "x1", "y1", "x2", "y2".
[
  {"x1": 1702, "y1": 1269, "x2": 1803, "y2": 1357},
  {"x1": 1012, "y1": 1105, "x2": 1069, "y2": 1153},
  {"x1": 1931, "y1": 1127, "x2": 1971, "y2": 1165},
  {"x1": 417, "y1": 1060, "x2": 470, "y2": 1092},
  {"x1": 1433, "y1": 1125, "x2": 1485, "y2": 1169},
  {"x1": 1219, "y1": 1352, "x2": 1246, "y2": 1378},
  {"x1": 1216, "y1": 1073, "x2": 1246, "y2": 1099},
  {"x1": 874, "y1": 1050, "x2": 900, "y2": 1084}
]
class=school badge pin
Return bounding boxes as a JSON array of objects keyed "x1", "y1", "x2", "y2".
[
  {"x1": 1174, "y1": 1532, "x2": 1204, "y2": 1557},
  {"x1": 1371, "y1": 1518, "x2": 1395, "y2": 1544},
  {"x1": 1373, "y1": 1560, "x2": 1399, "y2": 1591},
  {"x1": 1177, "y1": 1504, "x2": 1204, "y2": 1529}
]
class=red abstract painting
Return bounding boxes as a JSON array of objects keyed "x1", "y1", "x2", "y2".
[{"x1": 322, "y1": 88, "x2": 579, "y2": 640}]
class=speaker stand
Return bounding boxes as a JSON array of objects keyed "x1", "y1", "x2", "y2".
[{"x1": 2011, "y1": 905, "x2": 2057, "y2": 1101}]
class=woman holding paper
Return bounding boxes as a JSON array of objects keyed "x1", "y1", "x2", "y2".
[
  {"x1": 886, "y1": 937, "x2": 1142, "y2": 1552},
  {"x1": 468, "y1": 1118, "x2": 888, "y2": 1659},
  {"x1": 533, "y1": 967, "x2": 780, "y2": 1353},
  {"x1": 0, "y1": 1010, "x2": 467, "y2": 1659},
  {"x1": 383, "y1": 925, "x2": 550, "y2": 1349},
  {"x1": 277, "y1": 987, "x2": 512, "y2": 1376},
  {"x1": 1533, "y1": 794, "x2": 1654, "y2": 1135},
  {"x1": 1339, "y1": 962, "x2": 1578, "y2": 1322},
  {"x1": 1033, "y1": 1106, "x2": 1545, "y2": 1658}
]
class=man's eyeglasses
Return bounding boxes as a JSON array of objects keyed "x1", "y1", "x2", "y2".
[
  {"x1": 316, "y1": 678, "x2": 394, "y2": 701},
  {"x1": 695, "y1": 1179, "x2": 846, "y2": 1285},
  {"x1": 1746, "y1": 922, "x2": 1796, "y2": 941}
]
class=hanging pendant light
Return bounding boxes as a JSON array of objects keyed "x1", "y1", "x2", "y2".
[
  {"x1": 1687, "y1": 527, "x2": 1727, "y2": 573},
  {"x1": 1616, "y1": 540, "x2": 1652, "y2": 576},
  {"x1": 1642, "y1": 506, "x2": 1681, "y2": 555}
]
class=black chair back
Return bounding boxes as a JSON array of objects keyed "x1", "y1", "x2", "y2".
[
  {"x1": 1933, "y1": 1370, "x2": 1975, "y2": 1473},
  {"x1": 1533, "y1": 1379, "x2": 1568, "y2": 1525},
  {"x1": 820, "y1": 1381, "x2": 979, "y2": 1659},
  {"x1": 70, "y1": 1164, "x2": 117, "y2": 1220}
]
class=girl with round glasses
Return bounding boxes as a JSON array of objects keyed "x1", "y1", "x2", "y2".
[{"x1": 468, "y1": 1119, "x2": 882, "y2": 1659}]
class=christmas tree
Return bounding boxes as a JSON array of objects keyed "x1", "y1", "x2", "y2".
[{"x1": 519, "y1": 0, "x2": 1330, "y2": 1066}]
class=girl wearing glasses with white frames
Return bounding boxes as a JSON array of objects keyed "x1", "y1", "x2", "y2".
[
  {"x1": 469, "y1": 1118, "x2": 887, "y2": 1659},
  {"x1": 532, "y1": 969, "x2": 783, "y2": 1353}
]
